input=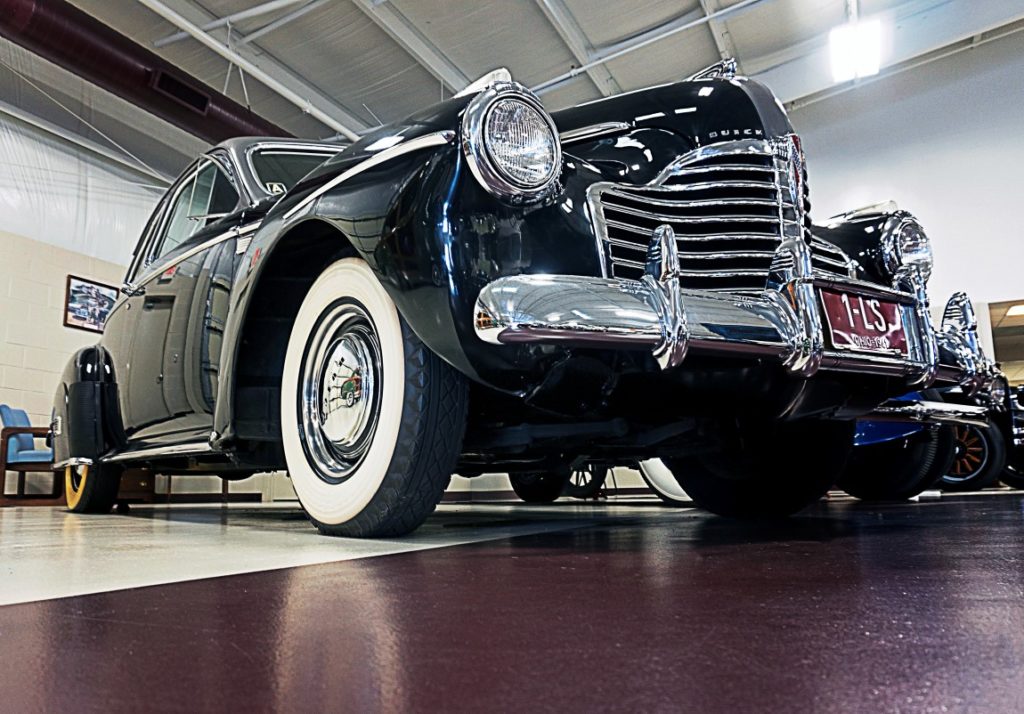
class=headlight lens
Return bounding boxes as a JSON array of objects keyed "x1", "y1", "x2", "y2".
[
  {"x1": 462, "y1": 82, "x2": 561, "y2": 202},
  {"x1": 882, "y1": 214, "x2": 933, "y2": 282},
  {"x1": 484, "y1": 98, "x2": 558, "y2": 188},
  {"x1": 896, "y1": 219, "x2": 933, "y2": 280}
]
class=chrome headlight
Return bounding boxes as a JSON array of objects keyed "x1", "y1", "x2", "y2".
[
  {"x1": 462, "y1": 82, "x2": 561, "y2": 202},
  {"x1": 882, "y1": 213, "x2": 933, "y2": 282}
]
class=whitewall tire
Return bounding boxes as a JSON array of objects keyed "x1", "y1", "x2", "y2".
[
  {"x1": 638, "y1": 459, "x2": 691, "y2": 506},
  {"x1": 281, "y1": 258, "x2": 467, "y2": 537}
]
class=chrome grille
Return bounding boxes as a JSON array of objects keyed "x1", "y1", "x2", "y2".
[{"x1": 589, "y1": 140, "x2": 850, "y2": 291}]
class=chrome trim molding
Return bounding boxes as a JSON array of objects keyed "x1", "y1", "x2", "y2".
[
  {"x1": 865, "y1": 400, "x2": 989, "y2": 428},
  {"x1": 826, "y1": 200, "x2": 899, "y2": 223},
  {"x1": 284, "y1": 131, "x2": 456, "y2": 219},
  {"x1": 460, "y1": 82, "x2": 561, "y2": 203},
  {"x1": 474, "y1": 222, "x2": 985, "y2": 387},
  {"x1": 53, "y1": 457, "x2": 94, "y2": 470},
  {"x1": 103, "y1": 441, "x2": 215, "y2": 463},
  {"x1": 135, "y1": 223, "x2": 261, "y2": 289},
  {"x1": 560, "y1": 122, "x2": 631, "y2": 145},
  {"x1": 454, "y1": 68, "x2": 513, "y2": 98},
  {"x1": 687, "y1": 58, "x2": 739, "y2": 81}
]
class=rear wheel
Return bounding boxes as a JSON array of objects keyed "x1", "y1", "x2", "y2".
[
  {"x1": 941, "y1": 420, "x2": 1005, "y2": 491},
  {"x1": 64, "y1": 462, "x2": 122, "y2": 514},
  {"x1": 840, "y1": 426, "x2": 954, "y2": 501},
  {"x1": 509, "y1": 472, "x2": 569, "y2": 503},
  {"x1": 281, "y1": 258, "x2": 467, "y2": 537},
  {"x1": 665, "y1": 419, "x2": 854, "y2": 518}
]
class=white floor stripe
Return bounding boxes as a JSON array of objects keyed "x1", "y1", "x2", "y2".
[{"x1": 0, "y1": 500, "x2": 674, "y2": 606}]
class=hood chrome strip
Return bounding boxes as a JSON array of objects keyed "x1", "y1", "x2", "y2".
[{"x1": 284, "y1": 131, "x2": 456, "y2": 220}]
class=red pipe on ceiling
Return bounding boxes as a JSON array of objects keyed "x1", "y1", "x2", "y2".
[{"x1": 0, "y1": 0, "x2": 292, "y2": 143}]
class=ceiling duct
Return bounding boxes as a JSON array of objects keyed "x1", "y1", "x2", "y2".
[{"x1": 0, "y1": 0, "x2": 291, "y2": 143}]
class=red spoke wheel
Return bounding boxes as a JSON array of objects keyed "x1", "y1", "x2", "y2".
[{"x1": 941, "y1": 419, "x2": 1005, "y2": 492}]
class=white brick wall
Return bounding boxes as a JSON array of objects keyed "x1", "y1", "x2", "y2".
[
  {"x1": 0, "y1": 231, "x2": 125, "y2": 495},
  {"x1": 0, "y1": 230, "x2": 126, "y2": 426}
]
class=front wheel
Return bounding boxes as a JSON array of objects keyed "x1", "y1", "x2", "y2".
[
  {"x1": 941, "y1": 420, "x2": 1006, "y2": 491},
  {"x1": 664, "y1": 419, "x2": 854, "y2": 518},
  {"x1": 637, "y1": 459, "x2": 690, "y2": 506},
  {"x1": 281, "y1": 258, "x2": 467, "y2": 538},
  {"x1": 65, "y1": 462, "x2": 122, "y2": 513}
]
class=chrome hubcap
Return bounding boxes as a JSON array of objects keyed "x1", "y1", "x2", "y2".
[{"x1": 299, "y1": 301, "x2": 382, "y2": 483}]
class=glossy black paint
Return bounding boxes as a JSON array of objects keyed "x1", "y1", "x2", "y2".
[
  {"x1": 51, "y1": 346, "x2": 120, "y2": 464},
  {"x1": 214, "y1": 76, "x2": 815, "y2": 445},
  {"x1": 56, "y1": 74, "x2": 922, "y2": 472},
  {"x1": 812, "y1": 212, "x2": 892, "y2": 284}
]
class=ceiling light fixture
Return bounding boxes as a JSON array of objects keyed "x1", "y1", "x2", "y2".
[
  {"x1": 1006, "y1": 304, "x2": 1024, "y2": 317},
  {"x1": 829, "y1": 18, "x2": 882, "y2": 83}
]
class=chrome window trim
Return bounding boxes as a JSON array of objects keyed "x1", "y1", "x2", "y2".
[
  {"x1": 244, "y1": 142, "x2": 341, "y2": 198},
  {"x1": 283, "y1": 131, "x2": 456, "y2": 220},
  {"x1": 147, "y1": 158, "x2": 241, "y2": 268}
]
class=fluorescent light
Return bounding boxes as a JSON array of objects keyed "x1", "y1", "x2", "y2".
[
  {"x1": 829, "y1": 19, "x2": 882, "y2": 83},
  {"x1": 1007, "y1": 304, "x2": 1024, "y2": 317}
]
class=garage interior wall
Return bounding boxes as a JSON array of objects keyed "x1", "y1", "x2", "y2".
[{"x1": 790, "y1": 30, "x2": 1023, "y2": 354}]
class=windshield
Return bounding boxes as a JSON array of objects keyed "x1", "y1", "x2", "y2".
[{"x1": 250, "y1": 149, "x2": 337, "y2": 195}]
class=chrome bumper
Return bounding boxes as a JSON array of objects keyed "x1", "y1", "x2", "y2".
[{"x1": 474, "y1": 225, "x2": 986, "y2": 389}]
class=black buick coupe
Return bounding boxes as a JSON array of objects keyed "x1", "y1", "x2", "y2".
[{"x1": 51, "y1": 61, "x2": 991, "y2": 536}]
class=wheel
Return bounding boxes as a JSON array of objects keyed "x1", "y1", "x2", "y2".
[
  {"x1": 509, "y1": 472, "x2": 569, "y2": 503},
  {"x1": 64, "y1": 462, "x2": 122, "y2": 513},
  {"x1": 1001, "y1": 464, "x2": 1024, "y2": 490},
  {"x1": 664, "y1": 419, "x2": 854, "y2": 518},
  {"x1": 637, "y1": 459, "x2": 690, "y2": 506},
  {"x1": 839, "y1": 426, "x2": 954, "y2": 501},
  {"x1": 941, "y1": 420, "x2": 1006, "y2": 491},
  {"x1": 281, "y1": 258, "x2": 468, "y2": 538},
  {"x1": 563, "y1": 464, "x2": 608, "y2": 499}
]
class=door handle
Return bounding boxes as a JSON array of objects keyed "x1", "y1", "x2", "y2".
[{"x1": 121, "y1": 281, "x2": 145, "y2": 297}]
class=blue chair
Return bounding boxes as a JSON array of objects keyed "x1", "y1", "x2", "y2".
[{"x1": 1, "y1": 404, "x2": 61, "y2": 505}]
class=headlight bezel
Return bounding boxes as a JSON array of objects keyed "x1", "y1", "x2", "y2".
[
  {"x1": 461, "y1": 82, "x2": 561, "y2": 203},
  {"x1": 881, "y1": 212, "x2": 933, "y2": 282}
]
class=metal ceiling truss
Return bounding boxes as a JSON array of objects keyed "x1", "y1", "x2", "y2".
[
  {"x1": 698, "y1": 0, "x2": 741, "y2": 69},
  {"x1": 531, "y1": 0, "x2": 768, "y2": 94},
  {"x1": 136, "y1": 0, "x2": 365, "y2": 140},
  {"x1": 350, "y1": 0, "x2": 470, "y2": 95},
  {"x1": 153, "y1": 0, "x2": 307, "y2": 48},
  {"x1": 534, "y1": 0, "x2": 620, "y2": 97}
]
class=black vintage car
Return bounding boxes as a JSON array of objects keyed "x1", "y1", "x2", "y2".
[{"x1": 51, "y1": 62, "x2": 991, "y2": 537}]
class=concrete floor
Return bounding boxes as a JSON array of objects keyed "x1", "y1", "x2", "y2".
[{"x1": 2, "y1": 493, "x2": 1023, "y2": 712}]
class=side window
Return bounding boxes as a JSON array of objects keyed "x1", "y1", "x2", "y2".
[{"x1": 152, "y1": 161, "x2": 239, "y2": 262}]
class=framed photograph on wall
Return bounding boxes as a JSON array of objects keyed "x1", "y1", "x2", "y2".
[{"x1": 63, "y1": 275, "x2": 118, "y2": 334}]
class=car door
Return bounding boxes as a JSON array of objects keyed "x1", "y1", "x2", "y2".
[{"x1": 119, "y1": 156, "x2": 247, "y2": 445}]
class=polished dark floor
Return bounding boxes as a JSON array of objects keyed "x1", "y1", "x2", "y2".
[{"x1": 3, "y1": 494, "x2": 1024, "y2": 712}]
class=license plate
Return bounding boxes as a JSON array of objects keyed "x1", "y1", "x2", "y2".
[{"x1": 819, "y1": 289, "x2": 908, "y2": 356}]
